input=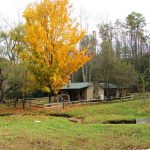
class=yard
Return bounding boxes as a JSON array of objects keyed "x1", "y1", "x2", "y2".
[{"x1": 0, "y1": 97, "x2": 150, "y2": 150}]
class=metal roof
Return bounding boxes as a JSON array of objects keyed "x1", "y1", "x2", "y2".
[
  {"x1": 99, "y1": 83, "x2": 118, "y2": 89},
  {"x1": 61, "y1": 82, "x2": 93, "y2": 90}
]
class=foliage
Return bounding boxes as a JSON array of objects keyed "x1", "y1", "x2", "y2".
[
  {"x1": 23, "y1": 0, "x2": 91, "y2": 94},
  {"x1": 139, "y1": 68, "x2": 150, "y2": 92},
  {"x1": 0, "y1": 24, "x2": 37, "y2": 101},
  {"x1": 126, "y1": 11, "x2": 146, "y2": 30},
  {"x1": 0, "y1": 58, "x2": 37, "y2": 101},
  {"x1": 19, "y1": 64, "x2": 38, "y2": 97},
  {"x1": 92, "y1": 42, "x2": 114, "y2": 81},
  {"x1": 0, "y1": 23, "x2": 26, "y2": 62},
  {"x1": 0, "y1": 59, "x2": 20, "y2": 101},
  {"x1": 92, "y1": 52, "x2": 138, "y2": 89},
  {"x1": 114, "y1": 60, "x2": 138, "y2": 88},
  {"x1": 72, "y1": 68, "x2": 83, "y2": 82},
  {"x1": 92, "y1": 23, "x2": 114, "y2": 83}
]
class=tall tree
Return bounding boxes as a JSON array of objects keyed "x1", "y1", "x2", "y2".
[
  {"x1": 79, "y1": 32, "x2": 97, "y2": 82},
  {"x1": 93, "y1": 23, "x2": 115, "y2": 97},
  {"x1": 23, "y1": 0, "x2": 91, "y2": 102},
  {"x1": 126, "y1": 12, "x2": 146, "y2": 71}
]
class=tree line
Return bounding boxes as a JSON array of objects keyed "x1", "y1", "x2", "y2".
[{"x1": 74, "y1": 11, "x2": 150, "y2": 93}]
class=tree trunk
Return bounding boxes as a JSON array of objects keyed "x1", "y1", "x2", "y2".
[
  {"x1": 22, "y1": 93, "x2": 26, "y2": 109},
  {"x1": 82, "y1": 66, "x2": 86, "y2": 82},
  {"x1": 0, "y1": 94, "x2": 4, "y2": 103},
  {"x1": 89, "y1": 62, "x2": 91, "y2": 82},
  {"x1": 48, "y1": 92, "x2": 51, "y2": 103}
]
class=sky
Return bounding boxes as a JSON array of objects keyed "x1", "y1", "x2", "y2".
[{"x1": 0, "y1": 0, "x2": 150, "y2": 32}]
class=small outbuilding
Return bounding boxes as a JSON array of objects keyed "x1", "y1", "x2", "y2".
[
  {"x1": 60, "y1": 82, "x2": 95, "y2": 101},
  {"x1": 99, "y1": 83, "x2": 120, "y2": 100}
]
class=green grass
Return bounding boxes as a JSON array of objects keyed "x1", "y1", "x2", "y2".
[
  {"x1": 0, "y1": 115, "x2": 150, "y2": 150},
  {"x1": 0, "y1": 98, "x2": 150, "y2": 149},
  {"x1": 63, "y1": 99, "x2": 150, "y2": 123}
]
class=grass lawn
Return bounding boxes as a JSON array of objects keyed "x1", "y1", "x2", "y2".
[
  {"x1": 62, "y1": 98, "x2": 150, "y2": 124},
  {"x1": 0, "y1": 98, "x2": 150, "y2": 149}
]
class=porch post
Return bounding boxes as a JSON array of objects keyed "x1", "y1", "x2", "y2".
[{"x1": 78, "y1": 90, "x2": 81, "y2": 102}]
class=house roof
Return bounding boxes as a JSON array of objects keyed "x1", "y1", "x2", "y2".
[
  {"x1": 61, "y1": 82, "x2": 93, "y2": 90},
  {"x1": 99, "y1": 83, "x2": 118, "y2": 89}
]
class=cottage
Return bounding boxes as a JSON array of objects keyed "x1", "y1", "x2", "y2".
[
  {"x1": 60, "y1": 82, "x2": 95, "y2": 101},
  {"x1": 99, "y1": 83, "x2": 120, "y2": 100}
]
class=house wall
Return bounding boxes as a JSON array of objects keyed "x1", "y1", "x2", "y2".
[
  {"x1": 82, "y1": 85, "x2": 104, "y2": 100},
  {"x1": 86, "y1": 85, "x2": 94, "y2": 100},
  {"x1": 98, "y1": 87, "x2": 104, "y2": 100},
  {"x1": 93, "y1": 84, "x2": 104, "y2": 100}
]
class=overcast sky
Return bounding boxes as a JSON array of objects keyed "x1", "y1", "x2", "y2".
[{"x1": 0, "y1": 0, "x2": 150, "y2": 31}]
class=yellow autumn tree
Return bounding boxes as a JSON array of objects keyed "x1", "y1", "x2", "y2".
[{"x1": 23, "y1": 0, "x2": 91, "y2": 102}]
